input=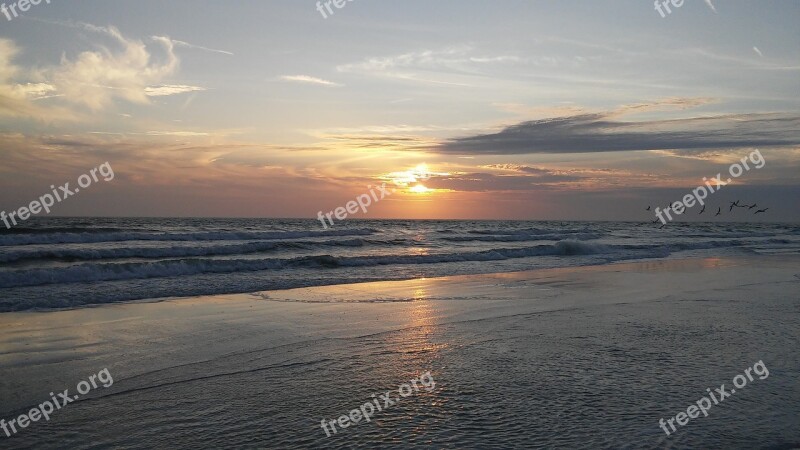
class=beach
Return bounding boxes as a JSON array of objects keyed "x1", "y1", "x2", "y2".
[
  {"x1": 1, "y1": 255, "x2": 798, "y2": 449},
  {"x1": 3, "y1": 1, "x2": 800, "y2": 448}
]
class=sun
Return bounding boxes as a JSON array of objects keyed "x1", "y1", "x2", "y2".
[
  {"x1": 413, "y1": 163, "x2": 430, "y2": 180},
  {"x1": 382, "y1": 164, "x2": 448, "y2": 195}
]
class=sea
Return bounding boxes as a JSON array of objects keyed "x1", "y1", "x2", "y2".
[{"x1": 1, "y1": 218, "x2": 798, "y2": 312}]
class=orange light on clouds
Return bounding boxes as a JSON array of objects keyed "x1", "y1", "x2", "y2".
[
  {"x1": 409, "y1": 184, "x2": 431, "y2": 194},
  {"x1": 386, "y1": 164, "x2": 435, "y2": 186}
]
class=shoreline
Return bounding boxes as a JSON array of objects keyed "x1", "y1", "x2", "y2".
[{"x1": 4, "y1": 253, "x2": 798, "y2": 314}]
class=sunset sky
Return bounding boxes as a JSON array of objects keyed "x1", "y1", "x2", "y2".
[{"x1": 1, "y1": 0, "x2": 798, "y2": 221}]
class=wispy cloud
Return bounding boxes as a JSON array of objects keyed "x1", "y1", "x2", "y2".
[
  {"x1": 28, "y1": 18, "x2": 233, "y2": 57},
  {"x1": 146, "y1": 131, "x2": 210, "y2": 137},
  {"x1": 24, "y1": 18, "x2": 127, "y2": 40},
  {"x1": 145, "y1": 85, "x2": 207, "y2": 97},
  {"x1": 10, "y1": 82, "x2": 57, "y2": 99},
  {"x1": 680, "y1": 47, "x2": 800, "y2": 71},
  {"x1": 337, "y1": 46, "x2": 519, "y2": 73},
  {"x1": 279, "y1": 75, "x2": 342, "y2": 87},
  {"x1": 169, "y1": 39, "x2": 234, "y2": 56},
  {"x1": 336, "y1": 46, "x2": 520, "y2": 86}
]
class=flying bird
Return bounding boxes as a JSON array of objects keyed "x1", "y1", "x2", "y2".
[
  {"x1": 715, "y1": 207, "x2": 722, "y2": 216},
  {"x1": 729, "y1": 201, "x2": 746, "y2": 212},
  {"x1": 754, "y1": 208, "x2": 769, "y2": 215},
  {"x1": 646, "y1": 206, "x2": 651, "y2": 211},
  {"x1": 748, "y1": 204, "x2": 758, "y2": 210},
  {"x1": 699, "y1": 205, "x2": 706, "y2": 214}
]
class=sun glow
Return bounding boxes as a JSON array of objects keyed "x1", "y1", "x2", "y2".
[
  {"x1": 388, "y1": 164, "x2": 431, "y2": 185},
  {"x1": 383, "y1": 164, "x2": 449, "y2": 195},
  {"x1": 410, "y1": 184, "x2": 431, "y2": 194}
]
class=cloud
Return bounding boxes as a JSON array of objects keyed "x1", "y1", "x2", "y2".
[
  {"x1": 10, "y1": 82, "x2": 56, "y2": 99},
  {"x1": 279, "y1": 75, "x2": 342, "y2": 87},
  {"x1": 418, "y1": 171, "x2": 582, "y2": 192},
  {"x1": 476, "y1": 164, "x2": 640, "y2": 189},
  {"x1": 336, "y1": 46, "x2": 521, "y2": 86},
  {"x1": 436, "y1": 108, "x2": 800, "y2": 155},
  {"x1": 47, "y1": 29, "x2": 179, "y2": 110},
  {"x1": 145, "y1": 84, "x2": 206, "y2": 97},
  {"x1": 482, "y1": 164, "x2": 554, "y2": 175},
  {"x1": 617, "y1": 97, "x2": 716, "y2": 114},
  {"x1": 169, "y1": 39, "x2": 233, "y2": 56},
  {"x1": 674, "y1": 48, "x2": 800, "y2": 71},
  {"x1": 145, "y1": 131, "x2": 210, "y2": 137},
  {"x1": 337, "y1": 46, "x2": 519, "y2": 73},
  {"x1": 24, "y1": 18, "x2": 232, "y2": 57},
  {"x1": 0, "y1": 23, "x2": 209, "y2": 114},
  {"x1": 318, "y1": 134, "x2": 438, "y2": 151},
  {"x1": 0, "y1": 40, "x2": 79, "y2": 120}
]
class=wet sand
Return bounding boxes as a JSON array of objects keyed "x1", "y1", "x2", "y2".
[{"x1": 1, "y1": 256, "x2": 799, "y2": 448}]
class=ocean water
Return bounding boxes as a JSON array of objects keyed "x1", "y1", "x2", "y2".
[{"x1": 0, "y1": 218, "x2": 798, "y2": 312}]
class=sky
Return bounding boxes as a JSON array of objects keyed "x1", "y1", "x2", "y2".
[{"x1": 0, "y1": 0, "x2": 798, "y2": 221}]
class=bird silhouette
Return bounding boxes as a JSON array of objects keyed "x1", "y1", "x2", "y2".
[
  {"x1": 748, "y1": 203, "x2": 758, "y2": 210},
  {"x1": 715, "y1": 207, "x2": 722, "y2": 216},
  {"x1": 754, "y1": 208, "x2": 769, "y2": 215},
  {"x1": 652, "y1": 218, "x2": 660, "y2": 224},
  {"x1": 699, "y1": 205, "x2": 706, "y2": 214},
  {"x1": 729, "y1": 201, "x2": 740, "y2": 212},
  {"x1": 646, "y1": 206, "x2": 651, "y2": 211}
]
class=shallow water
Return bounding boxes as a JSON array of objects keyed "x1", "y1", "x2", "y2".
[{"x1": 2, "y1": 258, "x2": 798, "y2": 449}]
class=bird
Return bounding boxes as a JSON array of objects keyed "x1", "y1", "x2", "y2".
[
  {"x1": 715, "y1": 207, "x2": 722, "y2": 216},
  {"x1": 754, "y1": 208, "x2": 769, "y2": 215},
  {"x1": 748, "y1": 203, "x2": 758, "y2": 210},
  {"x1": 729, "y1": 201, "x2": 740, "y2": 212},
  {"x1": 659, "y1": 224, "x2": 666, "y2": 230},
  {"x1": 699, "y1": 205, "x2": 706, "y2": 214},
  {"x1": 652, "y1": 218, "x2": 660, "y2": 224},
  {"x1": 646, "y1": 206, "x2": 651, "y2": 211}
]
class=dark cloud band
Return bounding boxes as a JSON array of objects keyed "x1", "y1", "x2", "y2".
[{"x1": 437, "y1": 113, "x2": 800, "y2": 155}]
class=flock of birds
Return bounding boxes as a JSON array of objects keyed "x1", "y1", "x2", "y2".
[{"x1": 647, "y1": 200, "x2": 769, "y2": 229}]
